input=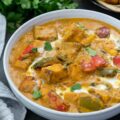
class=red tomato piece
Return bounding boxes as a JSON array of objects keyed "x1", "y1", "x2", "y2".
[
  {"x1": 18, "y1": 45, "x2": 34, "y2": 60},
  {"x1": 48, "y1": 91, "x2": 69, "y2": 112},
  {"x1": 22, "y1": 45, "x2": 34, "y2": 54},
  {"x1": 81, "y1": 61, "x2": 96, "y2": 72},
  {"x1": 48, "y1": 92, "x2": 57, "y2": 102},
  {"x1": 81, "y1": 56, "x2": 106, "y2": 72},
  {"x1": 113, "y1": 56, "x2": 120, "y2": 67},
  {"x1": 56, "y1": 104, "x2": 68, "y2": 111},
  {"x1": 96, "y1": 26, "x2": 110, "y2": 38},
  {"x1": 18, "y1": 56, "x2": 23, "y2": 61},
  {"x1": 92, "y1": 55, "x2": 106, "y2": 68}
]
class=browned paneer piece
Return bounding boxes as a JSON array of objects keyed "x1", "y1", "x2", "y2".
[
  {"x1": 68, "y1": 64, "x2": 82, "y2": 81},
  {"x1": 14, "y1": 58, "x2": 32, "y2": 70},
  {"x1": 68, "y1": 63, "x2": 90, "y2": 81},
  {"x1": 56, "y1": 22, "x2": 75, "y2": 41},
  {"x1": 9, "y1": 31, "x2": 34, "y2": 65},
  {"x1": 40, "y1": 84, "x2": 54, "y2": 96},
  {"x1": 56, "y1": 42, "x2": 81, "y2": 63},
  {"x1": 40, "y1": 84, "x2": 55, "y2": 107},
  {"x1": 56, "y1": 22, "x2": 85, "y2": 42},
  {"x1": 34, "y1": 25, "x2": 57, "y2": 41},
  {"x1": 39, "y1": 64, "x2": 68, "y2": 84},
  {"x1": 72, "y1": 28, "x2": 86, "y2": 43},
  {"x1": 41, "y1": 90, "x2": 69, "y2": 111},
  {"x1": 19, "y1": 76, "x2": 36, "y2": 93},
  {"x1": 103, "y1": 40, "x2": 118, "y2": 56},
  {"x1": 108, "y1": 89, "x2": 120, "y2": 103},
  {"x1": 21, "y1": 31, "x2": 34, "y2": 42},
  {"x1": 32, "y1": 40, "x2": 45, "y2": 48},
  {"x1": 88, "y1": 88, "x2": 110, "y2": 104},
  {"x1": 80, "y1": 34, "x2": 96, "y2": 46},
  {"x1": 64, "y1": 92, "x2": 80, "y2": 105},
  {"x1": 47, "y1": 91, "x2": 69, "y2": 111},
  {"x1": 64, "y1": 92, "x2": 104, "y2": 112},
  {"x1": 14, "y1": 40, "x2": 45, "y2": 70}
]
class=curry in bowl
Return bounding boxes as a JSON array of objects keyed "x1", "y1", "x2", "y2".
[{"x1": 9, "y1": 18, "x2": 120, "y2": 113}]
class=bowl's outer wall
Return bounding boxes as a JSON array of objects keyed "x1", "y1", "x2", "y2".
[{"x1": 3, "y1": 9, "x2": 120, "y2": 120}]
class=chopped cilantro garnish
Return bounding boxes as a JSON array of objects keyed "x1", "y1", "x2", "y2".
[
  {"x1": 31, "y1": 48, "x2": 38, "y2": 53},
  {"x1": 33, "y1": 90, "x2": 42, "y2": 100},
  {"x1": 44, "y1": 41, "x2": 53, "y2": 51},
  {"x1": 71, "y1": 83, "x2": 81, "y2": 92}
]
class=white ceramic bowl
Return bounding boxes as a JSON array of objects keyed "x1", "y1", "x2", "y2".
[{"x1": 3, "y1": 9, "x2": 120, "y2": 120}]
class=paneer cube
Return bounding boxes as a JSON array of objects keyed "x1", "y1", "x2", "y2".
[
  {"x1": 47, "y1": 91, "x2": 69, "y2": 111},
  {"x1": 57, "y1": 23, "x2": 85, "y2": 42},
  {"x1": 64, "y1": 92, "x2": 79, "y2": 105},
  {"x1": 56, "y1": 42, "x2": 81, "y2": 63},
  {"x1": 14, "y1": 59, "x2": 32, "y2": 70},
  {"x1": 10, "y1": 32, "x2": 34, "y2": 65},
  {"x1": 68, "y1": 64, "x2": 90, "y2": 81},
  {"x1": 21, "y1": 31, "x2": 34, "y2": 42},
  {"x1": 39, "y1": 64, "x2": 68, "y2": 83},
  {"x1": 19, "y1": 76, "x2": 36, "y2": 93},
  {"x1": 41, "y1": 91, "x2": 69, "y2": 111},
  {"x1": 32, "y1": 40, "x2": 45, "y2": 47},
  {"x1": 109, "y1": 89, "x2": 120, "y2": 103},
  {"x1": 34, "y1": 25, "x2": 57, "y2": 41},
  {"x1": 103, "y1": 40, "x2": 118, "y2": 56},
  {"x1": 89, "y1": 89, "x2": 110, "y2": 104},
  {"x1": 80, "y1": 34, "x2": 96, "y2": 46},
  {"x1": 64, "y1": 92, "x2": 104, "y2": 112}
]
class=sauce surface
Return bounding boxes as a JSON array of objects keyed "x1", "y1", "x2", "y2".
[{"x1": 9, "y1": 18, "x2": 120, "y2": 113}]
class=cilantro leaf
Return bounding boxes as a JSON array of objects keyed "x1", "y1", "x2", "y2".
[
  {"x1": 32, "y1": 0, "x2": 40, "y2": 9},
  {"x1": 71, "y1": 83, "x2": 81, "y2": 92},
  {"x1": 31, "y1": 48, "x2": 38, "y2": 53},
  {"x1": 20, "y1": 0, "x2": 31, "y2": 9},
  {"x1": 86, "y1": 47, "x2": 97, "y2": 56},
  {"x1": 2, "y1": 0, "x2": 13, "y2": 6},
  {"x1": 33, "y1": 90, "x2": 42, "y2": 100},
  {"x1": 44, "y1": 41, "x2": 53, "y2": 51}
]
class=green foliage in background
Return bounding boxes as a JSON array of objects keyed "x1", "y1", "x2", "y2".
[{"x1": 0, "y1": 0, "x2": 78, "y2": 32}]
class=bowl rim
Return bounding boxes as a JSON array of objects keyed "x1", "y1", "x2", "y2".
[{"x1": 3, "y1": 9, "x2": 120, "y2": 117}]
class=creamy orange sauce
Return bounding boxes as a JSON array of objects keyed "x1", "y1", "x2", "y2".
[{"x1": 9, "y1": 18, "x2": 120, "y2": 113}]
